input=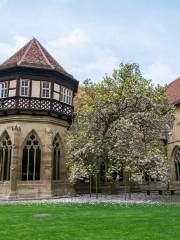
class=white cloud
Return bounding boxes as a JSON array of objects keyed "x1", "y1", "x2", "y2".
[
  {"x1": 143, "y1": 62, "x2": 176, "y2": 85},
  {"x1": 74, "y1": 48, "x2": 119, "y2": 75},
  {"x1": 0, "y1": 35, "x2": 29, "y2": 63},
  {"x1": 0, "y1": 31, "x2": 119, "y2": 82},
  {"x1": 50, "y1": 28, "x2": 89, "y2": 47},
  {"x1": 0, "y1": 33, "x2": 176, "y2": 86},
  {"x1": 47, "y1": 29, "x2": 119, "y2": 82},
  {"x1": 12, "y1": 35, "x2": 28, "y2": 47}
]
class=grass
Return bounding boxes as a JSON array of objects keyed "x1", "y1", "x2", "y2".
[{"x1": 0, "y1": 203, "x2": 180, "y2": 240}]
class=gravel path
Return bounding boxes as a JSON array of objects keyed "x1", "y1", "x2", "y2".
[{"x1": 0, "y1": 193, "x2": 178, "y2": 205}]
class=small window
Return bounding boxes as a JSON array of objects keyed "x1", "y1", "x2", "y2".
[
  {"x1": 41, "y1": 82, "x2": 50, "y2": 98},
  {"x1": 0, "y1": 82, "x2": 8, "y2": 98},
  {"x1": 61, "y1": 87, "x2": 72, "y2": 105},
  {"x1": 20, "y1": 79, "x2": 29, "y2": 97}
]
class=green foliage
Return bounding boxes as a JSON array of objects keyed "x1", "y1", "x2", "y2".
[{"x1": 66, "y1": 63, "x2": 175, "y2": 183}]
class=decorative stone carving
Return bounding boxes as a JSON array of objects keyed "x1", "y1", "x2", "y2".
[
  {"x1": 45, "y1": 128, "x2": 53, "y2": 136},
  {"x1": 11, "y1": 124, "x2": 21, "y2": 132},
  {"x1": 45, "y1": 128, "x2": 59, "y2": 138}
]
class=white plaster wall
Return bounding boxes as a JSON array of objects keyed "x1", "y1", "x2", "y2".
[
  {"x1": 9, "y1": 80, "x2": 17, "y2": 88},
  {"x1": 54, "y1": 83, "x2": 60, "y2": 92},
  {"x1": 53, "y1": 92, "x2": 60, "y2": 100},
  {"x1": 31, "y1": 81, "x2": 40, "y2": 97},
  {"x1": 9, "y1": 89, "x2": 16, "y2": 97}
]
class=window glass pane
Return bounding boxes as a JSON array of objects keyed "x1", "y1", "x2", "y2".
[
  {"x1": 61, "y1": 87, "x2": 72, "y2": 105},
  {"x1": 41, "y1": 82, "x2": 50, "y2": 98},
  {"x1": 53, "y1": 135, "x2": 61, "y2": 180},
  {"x1": 20, "y1": 80, "x2": 29, "y2": 97},
  {"x1": 22, "y1": 133, "x2": 41, "y2": 181},
  {"x1": 0, "y1": 82, "x2": 8, "y2": 98},
  {"x1": 0, "y1": 132, "x2": 12, "y2": 181}
]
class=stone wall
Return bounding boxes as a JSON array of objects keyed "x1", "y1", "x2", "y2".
[
  {"x1": 0, "y1": 115, "x2": 72, "y2": 199},
  {"x1": 167, "y1": 104, "x2": 180, "y2": 181}
]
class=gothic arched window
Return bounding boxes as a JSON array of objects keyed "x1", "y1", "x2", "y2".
[
  {"x1": 53, "y1": 135, "x2": 61, "y2": 180},
  {"x1": 22, "y1": 132, "x2": 41, "y2": 181},
  {"x1": 174, "y1": 146, "x2": 180, "y2": 181},
  {"x1": 0, "y1": 131, "x2": 12, "y2": 181}
]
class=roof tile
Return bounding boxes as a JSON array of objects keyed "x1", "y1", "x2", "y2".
[
  {"x1": 1, "y1": 38, "x2": 73, "y2": 78},
  {"x1": 166, "y1": 77, "x2": 180, "y2": 104}
]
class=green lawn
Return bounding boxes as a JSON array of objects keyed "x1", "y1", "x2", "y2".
[{"x1": 0, "y1": 203, "x2": 179, "y2": 240}]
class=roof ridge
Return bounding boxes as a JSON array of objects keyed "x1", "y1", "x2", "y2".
[
  {"x1": 17, "y1": 39, "x2": 33, "y2": 65},
  {"x1": 40, "y1": 43, "x2": 69, "y2": 74},
  {"x1": 35, "y1": 39, "x2": 55, "y2": 69}
]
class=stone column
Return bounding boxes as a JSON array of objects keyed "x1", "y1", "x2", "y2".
[
  {"x1": 59, "y1": 129, "x2": 69, "y2": 181},
  {"x1": 41, "y1": 128, "x2": 53, "y2": 197},
  {"x1": 60, "y1": 143, "x2": 67, "y2": 181},
  {"x1": 9, "y1": 124, "x2": 21, "y2": 199},
  {"x1": 59, "y1": 131, "x2": 76, "y2": 196},
  {"x1": 42, "y1": 149, "x2": 53, "y2": 197}
]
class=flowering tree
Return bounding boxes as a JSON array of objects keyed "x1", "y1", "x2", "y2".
[{"x1": 66, "y1": 63, "x2": 174, "y2": 192}]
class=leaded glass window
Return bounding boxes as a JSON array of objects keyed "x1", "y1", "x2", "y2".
[
  {"x1": 0, "y1": 131, "x2": 12, "y2": 181},
  {"x1": 22, "y1": 132, "x2": 41, "y2": 181},
  {"x1": 53, "y1": 135, "x2": 61, "y2": 180},
  {"x1": 174, "y1": 147, "x2": 180, "y2": 181}
]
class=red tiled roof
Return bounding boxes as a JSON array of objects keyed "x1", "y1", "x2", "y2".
[
  {"x1": 0, "y1": 38, "x2": 73, "y2": 78},
  {"x1": 166, "y1": 77, "x2": 180, "y2": 104}
]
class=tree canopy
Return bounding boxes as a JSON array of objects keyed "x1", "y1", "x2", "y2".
[{"x1": 66, "y1": 63, "x2": 174, "y2": 184}]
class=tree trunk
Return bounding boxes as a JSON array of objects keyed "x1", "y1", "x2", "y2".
[
  {"x1": 89, "y1": 174, "x2": 92, "y2": 198},
  {"x1": 129, "y1": 180, "x2": 132, "y2": 200},
  {"x1": 96, "y1": 173, "x2": 98, "y2": 199}
]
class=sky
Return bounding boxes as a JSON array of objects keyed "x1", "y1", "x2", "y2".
[{"x1": 0, "y1": 0, "x2": 180, "y2": 85}]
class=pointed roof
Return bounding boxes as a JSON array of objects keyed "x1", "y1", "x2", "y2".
[{"x1": 0, "y1": 38, "x2": 73, "y2": 78}]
